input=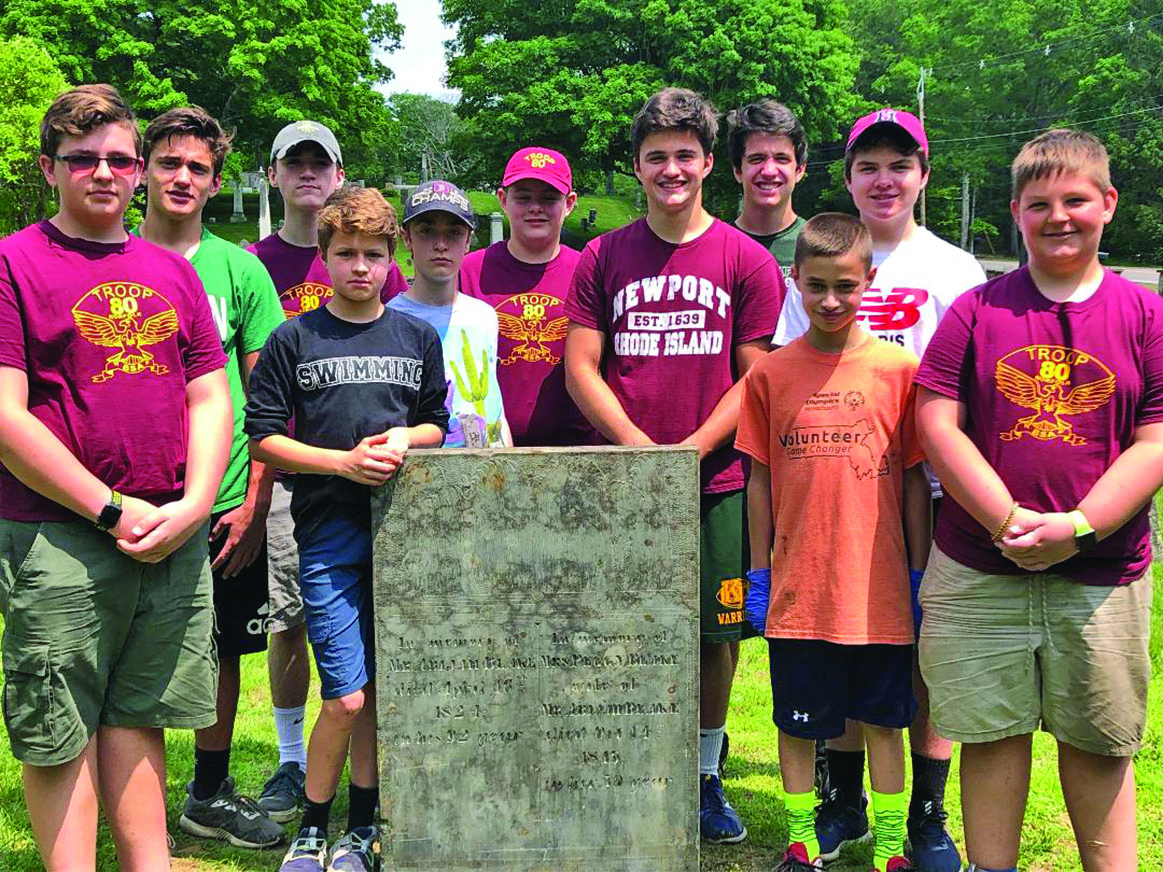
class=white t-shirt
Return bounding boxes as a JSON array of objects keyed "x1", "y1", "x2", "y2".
[
  {"x1": 772, "y1": 226, "x2": 986, "y2": 357},
  {"x1": 771, "y1": 227, "x2": 986, "y2": 497}
]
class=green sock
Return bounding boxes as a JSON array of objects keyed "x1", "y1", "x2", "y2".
[
  {"x1": 784, "y1": 790, "x2": 820, "y2": 861},
  {"x1": 871, "y1": 789, "x2": 908, "y2": 871}
]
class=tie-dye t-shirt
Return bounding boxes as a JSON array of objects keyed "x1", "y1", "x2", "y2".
[
  {"x1": 915, "y1": 267, "x2": 1163, "y2": 585},
  {"x1": 0, "y1": 221, "x2": 227, "y2": 521},
  {"x1": 387, "y1": 292, "x2": 508, "y2": 447}
]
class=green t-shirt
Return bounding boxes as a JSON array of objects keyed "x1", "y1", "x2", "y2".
[
  {"x1": 192, "y1": 229, "x2": 284, "y2": 512},
  {"x1": 134, "y1": 226, "x2": 284, "y2": 511},
  {"x1": 737, "y1": 214, "x2": 806, "y2": 278}
]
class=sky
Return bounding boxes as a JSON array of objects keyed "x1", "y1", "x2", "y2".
[{"x1": 377, "y1": 0, "x2": 459, "y2": 101}]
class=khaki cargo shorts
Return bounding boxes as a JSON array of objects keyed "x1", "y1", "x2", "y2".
[{"x1": 918, "y1": 545, "x2": 1151, "y2": 757}]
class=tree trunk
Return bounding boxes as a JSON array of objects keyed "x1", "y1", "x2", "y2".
[{"x1": 605, "y1": 169, "x2": 615, "y2": 195}]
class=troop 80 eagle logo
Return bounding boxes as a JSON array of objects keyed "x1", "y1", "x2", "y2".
[
  {"x1": 495, "y1": 292, "x2": 568, "y2": 365},
  {"x1": 282, "y1": 282, "x2": 333, "y2": 319},
  {"x1": 72, "y1": 281, "x2": 179, "y2": 383},
  {"x1": 995, "y1": 345, "x2": 1116, "y2": 447}
]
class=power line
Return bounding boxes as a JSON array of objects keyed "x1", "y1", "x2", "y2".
[
  {"x1": 926, "y1": 93, "x2": 1163, "y2": 127},
  {"x1": 800, "y1": 109, "x2": 1163, "y2": 171},
  {"x1": 931, "y1": 11, "x2": 1163, "y2": 76},
  {"x1": 929, "y1": 102, "x2": 1163, "y2": 144}
]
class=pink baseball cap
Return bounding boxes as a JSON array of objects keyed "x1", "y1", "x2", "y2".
[
  {"x1": 846, "y1": 108, "x2": 929, "y2": 157},
  {"x1": 502, "y1": 147, "x2": 572, "y2": 195}
]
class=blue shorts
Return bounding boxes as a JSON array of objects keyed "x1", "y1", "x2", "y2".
[
  {"x1": 298, "y1": 512, "x2": 374, "y2": 699},
  {"x1": 768, "y1": 639, "x2": 916, "y2": 740}
]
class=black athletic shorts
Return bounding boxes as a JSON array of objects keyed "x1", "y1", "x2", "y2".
[
  {"x1": 767, "y1": 638, "x2": 916, "y2": 740},
  {"x1": 209, "y1": 507, "x2": 271, "y2": 658}
]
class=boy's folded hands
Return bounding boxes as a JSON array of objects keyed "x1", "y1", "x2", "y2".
[{"x1": 338, "y1": 432, "x2": 406, "y2": 486}]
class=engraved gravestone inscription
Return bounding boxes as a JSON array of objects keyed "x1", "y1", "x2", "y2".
[{"x1": 372, "y1": 446, "x2": 700, "y2": 871}]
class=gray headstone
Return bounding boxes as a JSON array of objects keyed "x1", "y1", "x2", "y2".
[
  {"x1": 230, "y1": 184, "x2": 246, "y2": 223},
  {"x1": 372, "y1": 447, "x2": 700, "y2": 871},
  {"x1": 258, "y1": 174, "x2": 272, "y2": 240},
  {"x1": 490, "y1": 210, "x2": 505, "y2": 245}
]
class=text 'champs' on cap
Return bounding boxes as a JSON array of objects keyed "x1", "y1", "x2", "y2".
[{"x1": 403, "y1": 180, "x2": 478, "y2": 229}]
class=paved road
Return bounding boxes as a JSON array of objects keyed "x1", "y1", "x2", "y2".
[{"x1": 978, "y1": 257, "x2": 1161, "y2": 289}]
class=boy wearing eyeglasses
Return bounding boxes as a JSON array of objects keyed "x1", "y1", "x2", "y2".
[{"x1": 0, "y1": 84, "x2": 231, "y2": 870}]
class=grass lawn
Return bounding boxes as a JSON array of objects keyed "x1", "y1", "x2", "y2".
[{"x1": 2, "y1": 566, "x2": 1160, "y2": 871}]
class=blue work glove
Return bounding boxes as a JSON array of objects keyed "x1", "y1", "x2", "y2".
[
  {"x1": 910, "y1": 568, "x2": 925, "y2": 639},
  {"x1": 745, "y1": 568, "x2": 771, "y2": 634}
]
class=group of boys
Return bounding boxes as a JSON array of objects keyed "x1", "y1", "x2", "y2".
[{"x1": 0, "y1": 74, "x2": 1152, "y2": 872}]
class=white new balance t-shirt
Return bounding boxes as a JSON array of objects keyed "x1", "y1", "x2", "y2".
[
  {"x1": 772, "y1": 226, "x2": 986, "y2": 356},
  {"x1": 772, "y1": 227, "x2": 986, "y2": 496}
]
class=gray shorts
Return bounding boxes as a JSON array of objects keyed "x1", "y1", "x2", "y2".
[
  {"x1": 919, "y1": 545, "x2": 1151, "y2": 757},
  {"x1": 267, "y1": 479, "x2": 305, "y2": 633}
]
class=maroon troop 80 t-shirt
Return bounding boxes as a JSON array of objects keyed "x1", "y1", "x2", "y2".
[
  {"x1": 915, "y1": 267, "x2": 1163, "y2": 585},
  {"x1": 460, "y1": 241, "x2": 594, "y2": 446},
  {"x1": 0, "y1": 221, "x2": 228, "y2": 521},
  {"x1": 248, "y1": 232, "x2": 410, "y2": 317},
  {"x1": 567, "y1": 218, "x2": 785, "y2": 493}
]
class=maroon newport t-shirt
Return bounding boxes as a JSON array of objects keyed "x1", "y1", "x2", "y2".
[
  {"x1": 0, "y1": 221, "x2": 228, "y2": 521},
  {"x1": 567, "y1": 218, "x2": 785, "y2": 494},
  {"x1": 460, "y1": 241, "x2": 593, "y2": 446},
  {"x1": 248, "y1": 232, "x2": 409, "y2": 317},
  {"x1": 915, "y1": 267, "x2": 1163, "y2": 585}
]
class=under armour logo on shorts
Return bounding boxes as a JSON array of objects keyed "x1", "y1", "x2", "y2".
[{"x1": 792, "y1": 710, "x2": 810, "y2": 723}]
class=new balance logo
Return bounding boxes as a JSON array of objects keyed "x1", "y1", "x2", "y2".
[{"x1": 792, "y1": 710, "x2": 810, "y2": 723}]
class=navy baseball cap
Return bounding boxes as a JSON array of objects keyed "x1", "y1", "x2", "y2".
[{"x1": 402, "y1": 180, "x2": 477, "y2": 229}]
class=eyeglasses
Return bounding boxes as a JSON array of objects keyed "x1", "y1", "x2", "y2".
[{"x1": 54, "y1": 153, "x2": 143, "y2": 175}]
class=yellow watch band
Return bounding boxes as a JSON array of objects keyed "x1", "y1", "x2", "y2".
[{"x1": 1067, "y1": 509, "x2": 1094, "y2": 537}]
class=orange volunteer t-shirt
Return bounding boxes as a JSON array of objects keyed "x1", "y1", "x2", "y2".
[{"x1": 735, "y1": 335, "x2": 924, "y2": 645}]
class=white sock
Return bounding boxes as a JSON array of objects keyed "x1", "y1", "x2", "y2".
[
  {"x1": 273, "y1": 705, "x2": 307, "y2": 771},
  {"x1": 699, "y1": 726, "x2": 725, "y2": 776}
]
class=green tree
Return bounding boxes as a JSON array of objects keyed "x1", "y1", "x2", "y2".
[
  {"x1": 389, "y1": 92, "x2": 466, "y2": 182},
  {"x1": 443, "y1": 0, "x2": 861, "y2": 198},
  {"x1": 845, "y1": 0, "x2": 1163, "y2": 260},
  {"x1": 0, "y1": 36, "x2": 69, "y2": 235},
  {"x1": 0, "y1": 0, "x2": 404, "y2": 180}
]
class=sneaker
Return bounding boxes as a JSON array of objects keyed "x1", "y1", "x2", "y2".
[
  {"x1": 261, "y1": 761, "x2": 307, "y2": 823},
  {"x1": 699, "y1": 773, "x2": 747, "y2": 843},
  {"x1": 907, "y1": 801, "x2": 963, "y2": 872},
  {"x1": 280, "y1": 827, "x2": 328, "y2": 872},
  {"x1": 815, "y1": 789, "x2": 871, "y2": 861},
  {"x1": 328, "y1": 825, "x2": 377, "y2": 871},
  {"x1": 718, "y1": 731, "x2": 730, "y2": 777},
  {"x1": 178, "y1": 777, "x2": 284, "y2": 849},
  {"x1": 885, "y1": 856, "x2": 915, "y2": 871},
  {"x1": 776, "y1": 842, "x2": 823, "y2": 871}
]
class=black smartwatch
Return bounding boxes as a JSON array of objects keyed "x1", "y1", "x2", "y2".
[{"x1": 95, "y1": 490, "x2": 123, "y2": 532}]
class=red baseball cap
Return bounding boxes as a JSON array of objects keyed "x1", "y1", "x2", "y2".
[
  {"x1": 846, "y1": 108, "x2": 929, "y2": 157},
  {"x1": 502, "y1": 147, "x2": 572, "y2": 195}
]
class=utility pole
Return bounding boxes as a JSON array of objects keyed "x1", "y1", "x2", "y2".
[
  {"x1": 960, "y1": 172, "x2": 971, "y2": 250},
  {"x1": 970, "y1": 184, "x2": 977, "y2": 254},
  {"x1": 917, "y1": 66, "x2": 928, "y2": 226}
]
